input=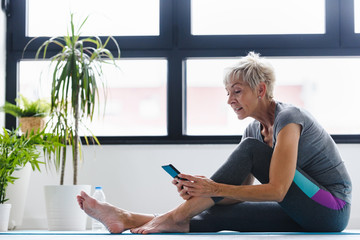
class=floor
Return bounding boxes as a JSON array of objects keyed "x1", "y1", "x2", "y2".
[{"x1": 1, "y1": 231, "x2": 360, "y2": 240}]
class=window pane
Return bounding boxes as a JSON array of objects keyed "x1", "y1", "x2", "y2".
[
  {"x1": 18, "y1": 59, "x2": 167, "y2": 136},
  {"x1": 186, "y1": 57, "x2": 360, "y2": 135},
  {"x1": 27, "y1": 0, "x2": 159, "y2": 36},
  {"x1": 186, "y1": 59, "x2": 254, "y2": 135},
  {"x1": 191, "y1": 0, "x2": 325, "y2": 35},
  {"x1": 355, "y1": 0, "x2": 360, "y2": 33}
]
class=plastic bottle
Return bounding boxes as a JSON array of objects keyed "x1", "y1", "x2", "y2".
[{"x1": 91, "y1": 186, "x2": 107, "y2": 231}]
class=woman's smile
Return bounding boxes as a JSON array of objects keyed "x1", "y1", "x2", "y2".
[{"x1": 234, "y1": 107, "x2": 243, "y2": 112}]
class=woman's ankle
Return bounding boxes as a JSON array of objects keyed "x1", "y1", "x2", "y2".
[
  {"x1": 126, "y1": 212, "x2": 155, "y2": 229},
  {"x1": 172, "y1": 197, "x2": 215, "y2": 223}
]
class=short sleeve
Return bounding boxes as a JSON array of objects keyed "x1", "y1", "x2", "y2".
[{"x1": 274, "y1": 107, "x2": 305, "y2": 139}]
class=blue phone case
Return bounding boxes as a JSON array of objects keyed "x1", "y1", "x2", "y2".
[{"x1": 162, "y1": 164, "x2": 180, "y2": 178}]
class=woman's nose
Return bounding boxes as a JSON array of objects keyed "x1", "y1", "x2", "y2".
[{"x1": 227, "y1": 94, "x2": 234, "y2": 105}]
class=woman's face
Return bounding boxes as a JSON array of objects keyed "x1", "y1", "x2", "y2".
[{"x1": 225, "y1": 77, "x2": 258, "y2": 120}]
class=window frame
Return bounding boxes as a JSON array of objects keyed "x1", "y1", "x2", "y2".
[
  {"x1": 5, "y1": 0, "x2": 360, "y2": 144},
  {"x1": 340, "y1": 0, "x2": 360, "y2": 47},
  {"x1": 178, "y1": 0, "x2": 339, "y2": 49}
]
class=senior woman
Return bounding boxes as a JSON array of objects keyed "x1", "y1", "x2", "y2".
[{"x1": 77, "y1": 52, "x2": 352, "y2": 233}]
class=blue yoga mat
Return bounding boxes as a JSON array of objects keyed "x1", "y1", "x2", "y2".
[{"x1": 1, "y1": 230, "x2": 360, "y2": 235}]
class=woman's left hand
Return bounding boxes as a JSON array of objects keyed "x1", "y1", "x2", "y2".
[{"x1": 177, "y1": 173, "x2": 219, "y2": 198}]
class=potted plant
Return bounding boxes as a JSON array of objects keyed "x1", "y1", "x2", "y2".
[
  {"x1": 0, "y1": 94, "x2": 50, "y2": 135},
  {"x1": 0, "y1": 95, "x2": 51, "y2": 229},
  {"x1": 0, "y1": 127, "x2": 60, "y2": 231},
  {"x1": 25, "y1": 13, "x2": 120, "y2": 230}
]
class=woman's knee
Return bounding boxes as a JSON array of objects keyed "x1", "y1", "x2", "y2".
[{"x1": 231, "y1": 138, "x2": 268, "y2": 158}]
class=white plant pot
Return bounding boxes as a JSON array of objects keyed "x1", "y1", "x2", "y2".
[
  {"x1": 0, "y1": 204, "x2": 11, "y2": 232},
  {"x1": 44, "y1": 185, "x2": 91, "y2": 231},
  {"x1": 6, "y1": 164, "x2": 32, "y2": 230}
]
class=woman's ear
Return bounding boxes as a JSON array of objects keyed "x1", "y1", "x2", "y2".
[{"x1": 258, "y1": 82, "x2": 267, "y2": 99}]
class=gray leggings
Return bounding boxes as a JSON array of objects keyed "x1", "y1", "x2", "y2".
[{"x1": 190, "y1": 138, "x2": 350, "y2": 232}]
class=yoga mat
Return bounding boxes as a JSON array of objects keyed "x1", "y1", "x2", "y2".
[{"x1": 1, "y1": 230, "x2": 360, "y2": 235}]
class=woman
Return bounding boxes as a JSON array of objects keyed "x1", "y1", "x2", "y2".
[{"x1": 77, "y1": 52, "x2": 352, "y2": 233}]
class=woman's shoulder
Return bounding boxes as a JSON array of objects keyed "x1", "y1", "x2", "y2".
[
  {"x1": 273, "y1": 101, "x2": 314, "y2": 136},
  {"x1": 276, "y1": 101, "x2": 302, "y2": 115},
  {"x1": 276, "y1": 101, "x2": 316, "y2": 121},
  {"x1": 275, "y1": 101, "x2": 303, "y2": 122},
  {"x1": 274, "y1": 101, "x2": 322, "y2": 135}
]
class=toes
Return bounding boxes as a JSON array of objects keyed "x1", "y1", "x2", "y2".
[
  {"x1": 76, "y1": 195, "x2": 84, "y2": 202},
  {"x1": 80, "y1": 190, "x2": 89, "y2": 198},
  {"x1": 142, "y1": 229, "x2": 151, "y2": 234},
  {"x1": 130, "y1": 227, "x2": 153, "y2": 234},
  {"x1": 131, "y1": 227, "x2": 144, "y2": 234},
  {"x1": 77, "y1": 201, "x2": 83, "y2": 210},
  {"x1": 76, "y1": 195, "x2": 84, "y2": 209}
]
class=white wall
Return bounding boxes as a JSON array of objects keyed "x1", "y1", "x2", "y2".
[
  {"x1": 0, "y1": 9, "x2": 6, "y2": 128},
  {"x1": 20, "y1": 143, "x2": 360, "y2": 230}
]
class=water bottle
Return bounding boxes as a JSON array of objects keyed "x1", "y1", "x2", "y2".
[{"x1": 92, "y1": 186, "x2": 107, "y2": 231}]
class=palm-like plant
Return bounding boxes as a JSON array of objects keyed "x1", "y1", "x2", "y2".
[
  {"x1": 0, "y1": 94, "x2": 50, "y2": 118},
  {"x1": 25, "y1": 14, "x2": 120, "y2": 185}
]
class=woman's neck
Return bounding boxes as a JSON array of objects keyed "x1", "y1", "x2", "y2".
[{"x1": 253, "y1": 99, "x2": 276, "y2": 130}]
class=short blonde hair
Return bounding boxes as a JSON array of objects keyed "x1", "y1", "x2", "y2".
[{"x1": 224, "y1": 52, "x2": 276, "y2": 99}]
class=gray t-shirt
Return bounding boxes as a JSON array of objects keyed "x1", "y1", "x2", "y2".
[{"x1": 242, "y1": 101, "x2": 352, "y2": 203}]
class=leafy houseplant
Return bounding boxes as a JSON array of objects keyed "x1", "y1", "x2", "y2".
[
  {"x1": 0, "y1": 128, "x2": 60, "y2": 231},
  {"x1": 1, "y1": 97, "x2": 55, "y2": 230},
  {"x1": 0, "y1": 127, "x2": 59, "y2": 204},
  {"x1": 0, "y1": 94, "x2": 50, "y2": 118},
  {"x1": 26, "y1": 14, "x2": 120, "y2": 185},
  {"x1": 0, "y1": 95, "x2": 50, "y2": 135}
]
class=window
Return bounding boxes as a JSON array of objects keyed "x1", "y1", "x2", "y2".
[
  {"x1": 191, "y1": 0, "x2": 325, "y2": 35},
  {"x1": 27, "y1": 0, "x2": 160, "y2": 36},
  {"x1": 19, "y1": 59, "x2": 167, "y2": 136},
  {"x1": 355, "y1": 0, "x2": 360, "y2": 33},
  {"x1": 186, "y1": 57, "x2": 360, "y2": 136},
  {"x1": 185, "y1": 59, "x2": 254, "y2": 136},
  {"x1": 5, "y1": 0, "x2": 360, "y2": 144}
]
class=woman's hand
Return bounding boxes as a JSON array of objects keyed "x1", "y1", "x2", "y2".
[
  {"x1": 176, "y1": 174, "x2": 219, "y2": 198},
  {"x1": 172, "y1": 177, "x2": 192, "y2": 200}
]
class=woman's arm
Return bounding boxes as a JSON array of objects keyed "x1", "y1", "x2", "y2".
[{"x1": 179, "y1": 123, "x2": 301, "y2": 202}]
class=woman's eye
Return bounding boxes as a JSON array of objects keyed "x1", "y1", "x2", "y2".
[{"x1": 235, "y1": 90, "x2": 241, "y2": 94}]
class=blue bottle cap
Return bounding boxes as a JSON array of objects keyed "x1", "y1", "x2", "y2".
[{"x1": 95, "y1": 186, "x2": 102, "y2": 190}]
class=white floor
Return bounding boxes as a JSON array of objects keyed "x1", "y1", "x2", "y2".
[{"x1": 1, "y1": 231, "x2": 360, "y2": 240}]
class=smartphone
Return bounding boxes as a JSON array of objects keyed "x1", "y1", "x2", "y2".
[{"x1": 161, "y1": 164, "x2": 187, "y2": 180}]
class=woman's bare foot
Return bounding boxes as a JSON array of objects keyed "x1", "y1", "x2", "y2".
[
  {"x1": 130, "y1": 211, "x2": 190, "y2": 234},
  {"x1": 77, "y1": 191, "x2": 153, "y2": 233}
]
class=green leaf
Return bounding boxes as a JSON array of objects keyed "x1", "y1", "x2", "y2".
[
  {"x1": 0, "y1": 127, "x2": 62, "y2": 203},
  {"x1": 22, "y1": 13, "x2": 121, "y2": 185}
]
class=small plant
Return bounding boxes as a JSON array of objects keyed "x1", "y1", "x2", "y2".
[
  {"x1": 0, "y1": 127, "x2": 61, "y2": 204},
  {"x1": 0, "y1": 94, "x2": 50, "y2": 118}
]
